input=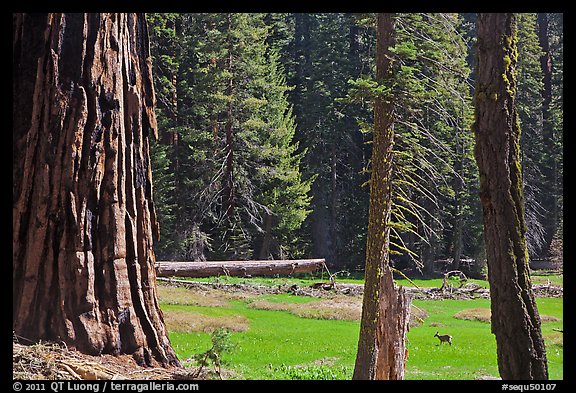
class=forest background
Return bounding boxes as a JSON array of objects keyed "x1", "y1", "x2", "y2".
[{"x1": 147, "y1": 13, "x2": 563, "y2": 277}]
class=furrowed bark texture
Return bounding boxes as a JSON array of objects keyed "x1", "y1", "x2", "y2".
[
  {"x1": 13, "y1": 13, "x2": 179, "y2": 367},
  {"x1": 353, "y1": 13, "x2": 411, "y2": 380},
  {"x1": 474, "y1": 13, "x2": 548, "y2": 380}
]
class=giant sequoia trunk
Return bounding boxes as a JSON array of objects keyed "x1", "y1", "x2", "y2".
[
  {"x1": 473, "y1": 13, "x2": 548, "y2": 379},
  {"x1": 13, "y1": 13, "x2": 179, "y2": 367},
  {"x1": 353, "y1": 13, "x2": 411, "y2": 380}
]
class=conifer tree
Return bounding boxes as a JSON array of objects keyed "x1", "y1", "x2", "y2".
[
  {"x1": 148, "y1": 13, "x2": 312, "y2": 261},
  {"x1": 474, "y1": 12, "x2": 548, "y2": 379},
  {"x1": 345, "y1": 13, "x2": 479, "y2": 274},
  {"x1": 280, "y1": 13, "x2": 372, "y2": 268},
  {"x1": 353, "y1": 13, "x2": 410, "y2": 379},
  {"x1": 389, "y1": 13, "x2": 478, "y2": 273},
  {"x1": 538, "y1": 13, "x2": 563, "y2": 260},
  {"x1": 517, "y1": 13, "x2": 547, "y2": 257}
]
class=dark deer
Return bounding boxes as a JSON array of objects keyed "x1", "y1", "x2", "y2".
[{"x1": 434, "y1": 331, "x2": 452, "y2": 346}]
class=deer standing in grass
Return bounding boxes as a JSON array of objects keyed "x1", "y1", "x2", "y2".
[{"x1": 434, "y1": 332, "x2": 452, "y2": 346}]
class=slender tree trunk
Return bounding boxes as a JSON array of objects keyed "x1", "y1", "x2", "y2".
[
  {"x1": 353, "y1": 13, "x2": 411, "y2": 380},
  {"x1": 538, "y1": 13, "x2": 553, "y2": 120},
  {"x1": 310, "y1": 192, "x2": 338, "y2": 267},
  {"x1": 223, "y1": 13, "x2": 235, "y2": 221},
  {"x1": 258, "y1": 212, "x2": 273, "y2": 260},
  {"x1": 451, "y1": 144, "x2": 465, "y2": 271},
  {"x1": 169, "y1": 17, "x2": 181, "y2": 233},
  {"x1": 473, "y1": 13, "x2": 548, "y2": 380},
  {"x1": 451, "y1": 212, "x2": 464, "y2": 271},
  {"x1": 537, "y1": 13, "x2": 558, "y2": 255},
  {"x1": 329, "y1": 141, "x2": 339, "y2": 265},
  {"x1": 13, "y1": 13, "x2": 179, "y2": 367}
]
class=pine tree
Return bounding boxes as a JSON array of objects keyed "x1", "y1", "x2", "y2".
[
  {"x1": 353, "y1": 13, "x2": 410, "y2": 379},
  {"x1": 278, "y1": 13, "x2": 372, "y2": 269},
  {"x1": 516, "y1": 13, "x2": 547, "y2": 258},
  {"x1": 538, "y1": 13, "x2": 563, "y2": 260},
  {"x1": 252, "y1": 48, "x2": 314, "y2": 259},
  {"x1": 148, "y1": 13, "x2": 312, "y2": 261},
  {"x1": 345, "y1": 13, "x2": 479, "y2": 275},
  {"x1": 388, "y1": 14, "x2": 470, "y2": 273},
  {"x1": 147, "y1": 13, "x2": 181, "y2": 259},
  {"x1": 547, "y1": 13, "x2": 563, "y2": 264}
]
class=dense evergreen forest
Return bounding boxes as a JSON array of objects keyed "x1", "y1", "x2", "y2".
[{"x1": 147, "y1": 13, "x2": 563, "y2": 276}]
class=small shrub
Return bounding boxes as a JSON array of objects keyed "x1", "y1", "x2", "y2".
[{"x1": 189, "y1": 328, "x2": 236, "y2": 379}]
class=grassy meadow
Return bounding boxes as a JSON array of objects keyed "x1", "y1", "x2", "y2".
[{"x1": 158, "y1": 274, "x2": 563, "y2": 380}]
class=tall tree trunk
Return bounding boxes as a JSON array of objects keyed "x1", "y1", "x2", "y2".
[
  {"x1": 451, "y1": 140, "x2": 465, "y2": 271},
  {"x1": 353, "y1": 13, "x2": 411, "y2": 380},
  {"x1": 169, "y1": 17, "x2": 182, "y2": 234},
  {"x1": 294, "y1": 13, "x2": 337, "y2": 268},
  {"x1": 258, "y1": 212, "x2": 273, "y2": 260},
  {"x1": 537, "y1": 12, "x2": 558, "y2": 255},
  {"x1": 329, "y1": 141, "x2": 339, "y2": 265},
  {"x1": 310, "y1": 189, "x2": 338, "y2": 267},
  {"x1": 223, "y1": 12, "x2": 235, "y2": 221},
  {"x1": 13, "y1": 13, "x2": 179, "y2": 367},
  {"x1": 538, "y1": 13, "x2": 553, "y2": 120},
  {"x1": 473, "y1": 13, "x2": 548, "y2": 380}
]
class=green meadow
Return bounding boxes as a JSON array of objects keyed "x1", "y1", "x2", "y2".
[{"x1": 158, "y1": 276, "x2": 563, "y2": 380}]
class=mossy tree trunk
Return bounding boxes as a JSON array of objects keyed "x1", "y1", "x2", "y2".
[
  {"x1": 473, "y1": 13, "x2": 548, "y2": 380},
  {"x1": 353, "y1": 13, "x2": 411, "y2": 380},
  {"x1": 13, "y1": 13, "x2": 179, "y2": 367}
]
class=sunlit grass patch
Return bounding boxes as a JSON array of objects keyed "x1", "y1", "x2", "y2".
[
  {"x1": 163, "y1": 309, "x2": 250, "y2": 333},
  {"x1": 454, "y1": 307, "x2": 560, "y2": 323},
  {"x1": 531, "y1": 272, "x2": 563, "y2": 287},
  {"x1": 410, "y1": 304, "x2": 429, "y2": 327},
  {"x1": 157, "y1": 283, "x2": 251, "y2": 307},
  {"x1": 544, "y1": 331, "x2": 563, "y2": 348},
  {"x1": 247, "y1": 295, "x2": 362, "y2": 321},
  {"x1": 454, "y1": 308, "x2": 491, "y2": 323}
]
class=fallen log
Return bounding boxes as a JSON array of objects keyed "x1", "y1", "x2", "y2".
[{"x1": 155, "y1": 259, "x2": 326, "y2": 278}]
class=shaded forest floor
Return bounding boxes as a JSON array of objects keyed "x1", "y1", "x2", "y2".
[{"x1": 12, "y1": 341, "x2": 204, "y2": 380}]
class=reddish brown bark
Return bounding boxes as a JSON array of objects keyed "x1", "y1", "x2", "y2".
[{"x1": 13, "y1": 13, "x2": 179, "y2": 367}]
